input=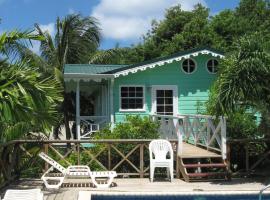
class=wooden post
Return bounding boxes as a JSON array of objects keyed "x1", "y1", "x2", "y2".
[
  {"x1": 176, "y1": 141, "x2": 180, "y2": 179},
  {"x1": 226, "y1": 142, "x2": 231, "y2": 172},
  {"x1": 108, "y1": 144, "x2": 111, "y2": 170},
  {"x1": 77, "y1": 143, "x2": 80, "y2": 165},
  {"x1": 110, "y1": 78, "x2": 115, "y2": 128},
  {"x1": 44, "y1": 144, "x2": 49, "y2": 171},
  {"x1": 140, "y1": 144, "x2": 144, "y2": 178},
  {"x1": 245, "y1": 144, "x2": 249, "y2": 172}
]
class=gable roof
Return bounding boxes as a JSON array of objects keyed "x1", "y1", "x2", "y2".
[
  {"x1": 63, "y1": 47, "x2": 224, "y2": 81},
  {"x1": 107, "y1": 47, "x2": 224, "y2": 77}
]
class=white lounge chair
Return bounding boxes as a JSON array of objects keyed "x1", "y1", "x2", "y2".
[
  {"x1": 149, "y1": 139, "x2": 174, "y2": 182},
  {"x1": 38, "y1": 152, "x2": 117, "y2": 189},
  {"x1": 2, "y1": 189, "x2": 43, "y2": 200}
]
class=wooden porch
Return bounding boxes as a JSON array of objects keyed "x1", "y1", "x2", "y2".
[{"x1": 181, "y1": 142, "x2": 221, "y2": 158}]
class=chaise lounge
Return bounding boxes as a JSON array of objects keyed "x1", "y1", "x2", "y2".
[{"x1": 39, "y1": 152, "x2": 117, "y2": 189}]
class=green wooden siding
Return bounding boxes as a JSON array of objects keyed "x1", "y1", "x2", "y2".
[{"x1": 113, "y1": 54, "x2": 217, "y2": 122}]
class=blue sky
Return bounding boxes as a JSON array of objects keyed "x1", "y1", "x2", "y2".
[{"x1": 0, "y1": 0, "x2": 240, "y2": 51}]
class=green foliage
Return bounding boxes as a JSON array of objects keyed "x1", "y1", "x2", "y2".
[
  {"x1": 208, "y1": 33, "x2": 270, "y2": 115},
  {"x1": 226, "y1": 110, "x2": 261, "y2": 139},
  {"x1": 0, "y1": 31, "x2": 63, "y2": 142},
  {"x1": 112, "y1": 0, "x2": 270, "y2": 64},
  {"x1": 96, "y1": 115, "x2": 160, "y2": 139}
]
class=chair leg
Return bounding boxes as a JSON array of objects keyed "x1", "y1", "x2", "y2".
[
  {"x1": 166, "y1": 167, "x2": 170, "y2": 179},
  {"x1": 150, "y1": 166, "x2": 155, "y2": 182},
  {"x1": 170, "y1": 165, "x2": 174, "y2": 182}
]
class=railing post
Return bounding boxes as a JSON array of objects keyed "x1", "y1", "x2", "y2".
[
  {"x1": 44, "y1": 143, "x2": 48, "y2": 171},
  {"x1": 76, "y1": 80, "x2": 81, "y2": 140},
  {"x1": 245, "y1": 144, "x2": 249, "y2": 172},
  {"x1": 221, "y1": 117, "x2": 227, "y2": 159},
  {"x1": 108, "y1": 143, "x2": 111, "y2": 170},
  {"x1": 77, "y1": 143, "x2": 80, "y2": 165},
  {"x1": 140, "y1": 144, "x2": 144, "y2": 178},
  {"x1": 206, "y1": 118, "x2": 211, "y2": 150},
  {"x1": 226, "y1": 141, "x2": 231, "y2": 172}
]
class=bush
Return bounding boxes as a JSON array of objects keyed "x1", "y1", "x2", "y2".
[{"x1": 95, "y1": 115, "x2": 160, "y2": 139}]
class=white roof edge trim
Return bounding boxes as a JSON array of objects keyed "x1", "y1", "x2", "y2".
[{"x1": 114, "y1": 50, "x2": 224, "y2": 78}]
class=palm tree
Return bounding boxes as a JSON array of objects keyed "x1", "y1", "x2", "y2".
[
  {"x1": 207, "y1": 32, "x2": 270, "y2": 142},
  {"x1": 210, "y1": 33, "x2": 270, "y2": 114},
  {"x1": 0, "y1": 30, "x2": 63, "y2": 142},
  {"x1": 35, "y1": 14, "x2": 118, "y2": 140}
]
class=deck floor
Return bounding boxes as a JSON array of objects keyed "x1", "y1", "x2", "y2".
[
  {"x1": 181, "y1": 142, "x2": 221, "y2": 158},
  {"x1": 1, "y1": 178, "x2": 269, "y2": 200}
]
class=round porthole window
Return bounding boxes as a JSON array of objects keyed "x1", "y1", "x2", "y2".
[
  {"x1": 207, "y1": 59, "x2": 218, "y2": 74},
  {"x1": 182, "y1": 59, "x2": 196, "y2": 74}
]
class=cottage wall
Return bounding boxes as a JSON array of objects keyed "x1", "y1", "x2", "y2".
[{"x1": 113, "y1": 54, "x2": 217, "y2": 122}]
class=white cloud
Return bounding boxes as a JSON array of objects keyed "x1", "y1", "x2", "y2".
[
  {"x1": 68, "y1": 8, "x2": 75, "y2": 14},
  {"x1": 30, "y1": 22, "x2": 55, "y2": 54},
  {"x1": 29, "y1": 40, "x2": 40, "y2": 54},
  {"x1": 92, "y1": 0, "x2": 207, "y2": 41},
  {"x1": 39, "y1": 23, "x2": 55, "y2": 36}
]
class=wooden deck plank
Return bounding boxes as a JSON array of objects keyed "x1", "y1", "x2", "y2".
[{"x1": 180, "y1": 143, "x2": 221, "y2": 158}]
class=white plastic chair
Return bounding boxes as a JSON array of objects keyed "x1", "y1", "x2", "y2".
[
  {"x1": 2, "y1": 189, "x2": 43, "y2": 200},
  {"x1": 38, "y1": 152, "x2": 117, "y2": 189},
  {"x1": 149, "y1": 139, "x2": 174, "y2": 182}
]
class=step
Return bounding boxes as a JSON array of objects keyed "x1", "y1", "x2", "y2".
[
  {"x1": 188, "y1": 172, "x2": 228, "y2": 178},
  {"x1": 183, "y1": 163, "x2": 226, "y2": 168}
]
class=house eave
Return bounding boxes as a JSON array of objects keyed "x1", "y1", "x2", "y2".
[
  {"x1": 64, "y1": 73, "x2": 114, "y2": 82},
  {"x1": 112, "y1": 49, "x2": 224, "y2": 78}
]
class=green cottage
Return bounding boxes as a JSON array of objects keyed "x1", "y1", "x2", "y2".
[{"x1": 64, "y1": 47, "x2": 224, "y2": 140}]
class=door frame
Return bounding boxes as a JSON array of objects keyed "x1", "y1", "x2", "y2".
[{"x1": 151, "y1": 85, "x2": 178, "y2": 116}]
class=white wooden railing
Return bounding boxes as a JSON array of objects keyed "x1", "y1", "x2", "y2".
[
  {"x1": 78, "y1": 116, "x2": 109, "y2": 140},
  {"x1": 151, "y1": 114, "x2": 227, "y2": 159}
]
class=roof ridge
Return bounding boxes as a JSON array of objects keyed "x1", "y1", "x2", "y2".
[{"x1": 104, "y1": 46, "x2": 223, "y2": 75}]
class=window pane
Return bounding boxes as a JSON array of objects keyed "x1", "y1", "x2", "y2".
[
  {"x1": 122, "y1": 99, "x2": 128, "y2": 104},
  {"x1": 129, "y1": 99, "x2": 135, "y2": 104},
  {"x1": 129, "y1": 91, "x2": 135, "y2": 97},
  {"x1": 129, "y1": 104, "x2": 136, "y2": 109},
  {"x1": 157, "y1": 106, "x2": 164, "y2": 112},
  {"x1": 165, "y1": 106, "x2": 173, "y2": 112},
  {"x1": 121, "y1": 87, "x2": 128, "y2": 92},
  {"x1": 136, "y1": 87, "x2": 143, "y2": 92},
  {"x1": 156, "y1": 90, "x2": 164, "y2": 97},
  {"x1": 136, "y1": 91, "x2": 143, "y2": 97},
  {"x1": 129, "y1": 87, "x2": 135, "y2": 92},
  {"x1": 135, "y1": 98, "x2": 143, "y2": 109},
  {"x1": 122, "y1": 104, "x2": 128, "y2": 109},
  {"x1": 121, "y1": 92, "x2": 128, "y2": 97},
  {"x1": 157, "y1": 98, "x2": 164, "y2": 104},
  {"x1": 165, "y1": 98, "x2": 173, "y2": 104},
  {"x1": 165, "y1": 90, "x2": 173, "y2": 97}
]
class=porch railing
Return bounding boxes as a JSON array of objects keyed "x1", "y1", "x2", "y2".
[
  {"x1": 151, "y1": 114, "x2": 227, "y2": 159},
  {"x1": 78, "y1": 116, "x2": 109, "y2": 140}
]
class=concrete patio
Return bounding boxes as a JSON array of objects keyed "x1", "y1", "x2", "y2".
[{"x1": 1, "y1": 177, "x2": 269, "y2": 200}]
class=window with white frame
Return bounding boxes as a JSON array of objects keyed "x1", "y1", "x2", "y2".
[
  {"x1": 120, "y1": 86, "x2": 144, "y2": 110},
  {"x1": 182, "y1": 59, "x2": 196, "y2": 74},
  {"x1": 207, "y1": 59, "x2": 218, "y2": 73}
]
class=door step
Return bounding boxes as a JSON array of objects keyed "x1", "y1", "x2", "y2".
[{"x1": 178, "y1": 156, "x2": 230, "y2": 182}]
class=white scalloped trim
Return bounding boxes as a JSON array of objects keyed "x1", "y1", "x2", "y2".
[{"x1": 114, "y1": 50, "x2": 224, "y2": 78}]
